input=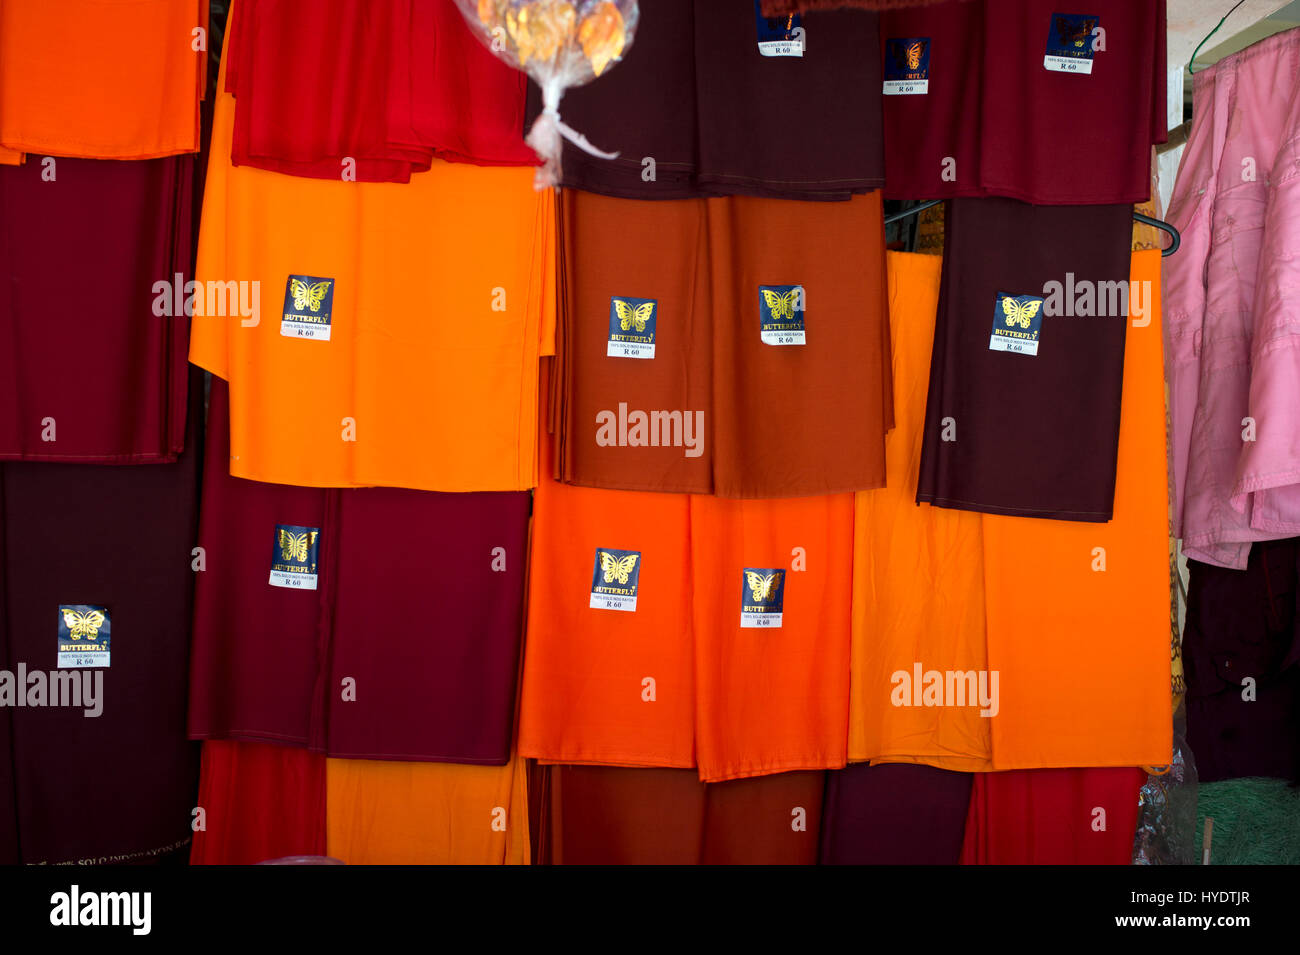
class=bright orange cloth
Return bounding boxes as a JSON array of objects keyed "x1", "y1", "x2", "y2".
[
  {"x1": 690, "y1": 494, "x2": 854, "y2": 782},
  {"x1": 325, "y1": 755, "x2": 529, "y2": 865},
  {"x1": 0, "y1": 0, "x2": 205, "y2": 159},
  {"x1": 0, "y1": 146, "x2": 21, "y2": 165},
  {"x1": 190, "y1": 34, "x2": 556, "y2": 492},
  {"x1": 518, "y1": 428, "x2": 696, "y2": 769},
  {"x1": 981, "y1": 249, "x2": 1171, "y2": 769},
  {"x1": 850, "y1": 252, "x2": 992, "y2": 772},
  {"x1": 521, "y1": 408, "x2": 853, "y2": 781}
]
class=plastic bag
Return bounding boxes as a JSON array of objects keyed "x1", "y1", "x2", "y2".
[
  {"x1": 453, "y1": 1, "x2": 640, "y2": 188},
  {"x1": 1132, "y1": 705, "x2": 1199, "y2": 866}
]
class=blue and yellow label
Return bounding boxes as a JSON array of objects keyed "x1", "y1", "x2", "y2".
[
  {"x1": 590, "y1": 547, "x2": 641, "y2": 612},
  {"x1": 759, "y1": 285, "x2": 806, "y2": 346},
  {"x1": 607, "y1": 295, "x2": 657, "y2": 360},
  {"x1": 755, "y1": 1, "x2": 803, "y2": 57},
  {"x1": 990, "y1": 292, "x2": 1045, "y2": 357},
  {"x1": 281, "y1": 274, "x2": 334, "y2": 341},
  {"x1": 269, "y1": 524, "x2": 321, "y2": 590},
  {"x1": 884, "y1": 37, "x2": 931, "y2": 94},
  {"x1": 1045, "y1": 14, "x2": 1100, "y2": 73},
  {"x1": 740, "y1": 568, "x2": 785, "y2": 629},
  {"x1": 58, "y1": 604, "x2": 110, "y2": 669}
]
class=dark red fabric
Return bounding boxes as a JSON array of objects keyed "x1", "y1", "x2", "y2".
[
  {"x1": 881, "y1": 0, "x2": 1166, "y2": 203},
  {"x1": 1184, "y1": 539, "x2": 1300, "y2": 783},
  {"x1": 764, "y1": 1, "x2": 963, "y2": 11},
  {"x1": 187, "y1": 378, "x2": 323, "y2": 748},
  {"x1": 979, "y1": 0, "x2": 1166, "y2": 205},
  {"x1": 226, "y1": 0, "x2": 534, "y2": 183},
  {"x1": 879, "y1": 0, "x2": 983, "y2": 201},
  {"x1": 0, "y1": 691, "x2": 15, "y2": 864},
  {"x1": 0, "y1": 154, "x2": 192, "y2": 463},
  {"x1": 188, "y1": 378, "x2": 530, "y2": 763},
  {"x1": 189, "y1": 740, "x2": 327, "y2": 865},
  {"x1": 540, "y1": 765, "x2": 824, "y2": 865},
  {"x1": 819, "y1": 763, "x2": 972, "y2": 865},
  {"x1": 530, "y1": 0, "x2": 883, "y2": 200},
  {"x1": 917, "y1": 197, "x2": 1134, "y2": 521},
  {"x1": 0, "y1": 375, "x2": 201, "y2": 865},
  {"x1": 960, "y1": 767, "x2": 1145, "y2": 864}
]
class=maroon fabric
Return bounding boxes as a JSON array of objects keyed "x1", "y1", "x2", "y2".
[
  {"x1": 819, "y1": 763, "x2": 972, "y2": 864},
  {"x1": 530, "y1": 0, "x2": 883, "y2": 200},
  {"x1": 979, "y1": 0, "x2": 1166, "y2": 205},
  {"x1": 881, "y1": 0, "x2": 1166, "y2": 203},
  {"x1": 0, "y1": 689, "x2": 15, "y2": 864},
  {"x1": 917, "y1": 198, "x2": 1134, "y2": 521},
  {"x1": 541, "y1": 765, "x2": 825, "y2": 865},
  {"x1": 0, "y1": 155, "x2": 192, "y2": 463},
  {"x1": 0, "y1": 374, "x2": 201, "y2": 865},
  {"x1": 227, "y1": 0, "x2": 535, "y2": 183},
  {"x1": 1183, "y1": 539, "x2": 1300, "y2": 783},
  {"x1": 879, "y1": 0, "x2": 983, "y2": 200},
  {"x1": 187, "y1": 378, "x2": 323, "y2": 748},
  {"x1": 764, "y1": 1, "x2": 963, "y2": 11},
  {"x1": 188, "y1": 378, "x2": 530, "y2": 764}
]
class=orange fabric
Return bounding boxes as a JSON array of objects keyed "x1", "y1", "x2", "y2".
[
  {"x1": 981, "y1": 249, "x2": 1171, "y2": 769},
  {"x1": 690, "y1": 494, "x2": 854, "y2": 781},
  {"x1": 850, "y1": 252, "x2": 991, "y2": 772},
  {"x1": 190, "y1": 34, "x2": 556, "y2": 492},
  {"x1": 521, "y1": 415, "x2": 853, "y2": 780},
  {"x1": 325, "y1": 755, "x2": 529, "y2": 865},
  {"x1": 518, "y1": 431, "x2": 695, "y2": 769},
  {"x1": 0, "y1": 146, "x2": 21, "y2": 165},
  {"x1": 0, "y1": 0, "x2": 205, "y2": 159}
]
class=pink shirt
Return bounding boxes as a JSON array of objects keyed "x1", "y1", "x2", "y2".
[{"x1": 1165, "y1": 28, "x2": 1300, "y2": 569}]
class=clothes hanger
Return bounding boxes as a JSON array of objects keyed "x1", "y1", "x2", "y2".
[
  {"x1": 885, "y1": 201, "x2": 1182, "y2": 257},
  {"x1": 1189, "y1": 0, "x2": 1247, "y2": 74}
]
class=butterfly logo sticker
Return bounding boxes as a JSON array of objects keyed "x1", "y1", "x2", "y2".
[
  {"x1": 278, "y1": 528, "x2": 316, "y2": 564},
  {"x1": 613, "y1": 299, "x2": 654, "y2": 333},
  {"x1": 759, "y1": 285, "x2": 807, "y2": 345},
  {"x1": 761, "y1": 288, "x2": 800, "y2": 322},
  {"x1": 289, "y1": 278, "x2": 332, "y2": 313},
  {"x1": 1002, "y1": 295, "x2": 1043, "y2": 329},
  {"x1": 745, "y1": 570, "x2": 782, "y2": 603},
  {"x1": 990, "y1": 293, "x2": 1045, "y2": 357},
  {"x1": 607, "y1": 295, "x2": 657, "y2": 359},
  {"x1": 1054, "y1": 15, "x2": 1097, "y2": 49},
  {"x1": 884, "y1": 36, "x2": 930, "y2": 94},
  {"x1": 1044, "y1": 15, "x2": 1100, "y2": 73},
  {"x1": 740, "y1": 567, "x2": 785, "y2": 628},
  {"x1": 281, "y1": 273, "x2": 335, "y2": 340},
  {"x1": 599, "y1": 550, "x2": 639, "y2": 585},
  {"x1": 61, "y1": 607, "x2": 105, "y2": 641},
  {"x1": 57, "y1": 604, "x2": 111, "y2": 668},
  {"x1": 270, "y1": 524, "x2": 322, "y2": 590},
  {"x1": 591, "y1": 547, "x2": 642, "y2": 612}
]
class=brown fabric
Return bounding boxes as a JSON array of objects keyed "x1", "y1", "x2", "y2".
[
  {"x1": 530, "y1": 0, "x2": 883, "y2": 200},
  {"x1": 764, "y1": 0, "x2": 962, "y2": 11},
  {"x1": 540, "y1": 765, "x2": 824, "y2": 865},
  {"x1": 917, "y1": 197, "x2": 1134, "y2": 521},
  {"x1": 553, "y1": 189, "x2": 890, "y2": 499}
]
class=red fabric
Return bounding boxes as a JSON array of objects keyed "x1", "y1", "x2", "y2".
[
  {"x1": 225, "y1": 0, "x2": 535, "y2": 183},
  {"x1": 188, "y1": 380, "x2": 530, "y2": 763},
  {"x1": 190, "y1": 741, "x2": 327, "y2": 865},
  {"x1": 881, "y1": 0, "x2": 1166, "y2": 203},
  {"x1": 0, "y1": 153, "x2": 193, "y2": 462},
  {"x1": 960, "y1": 768, "x2": 1146, "y2": 865}
]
